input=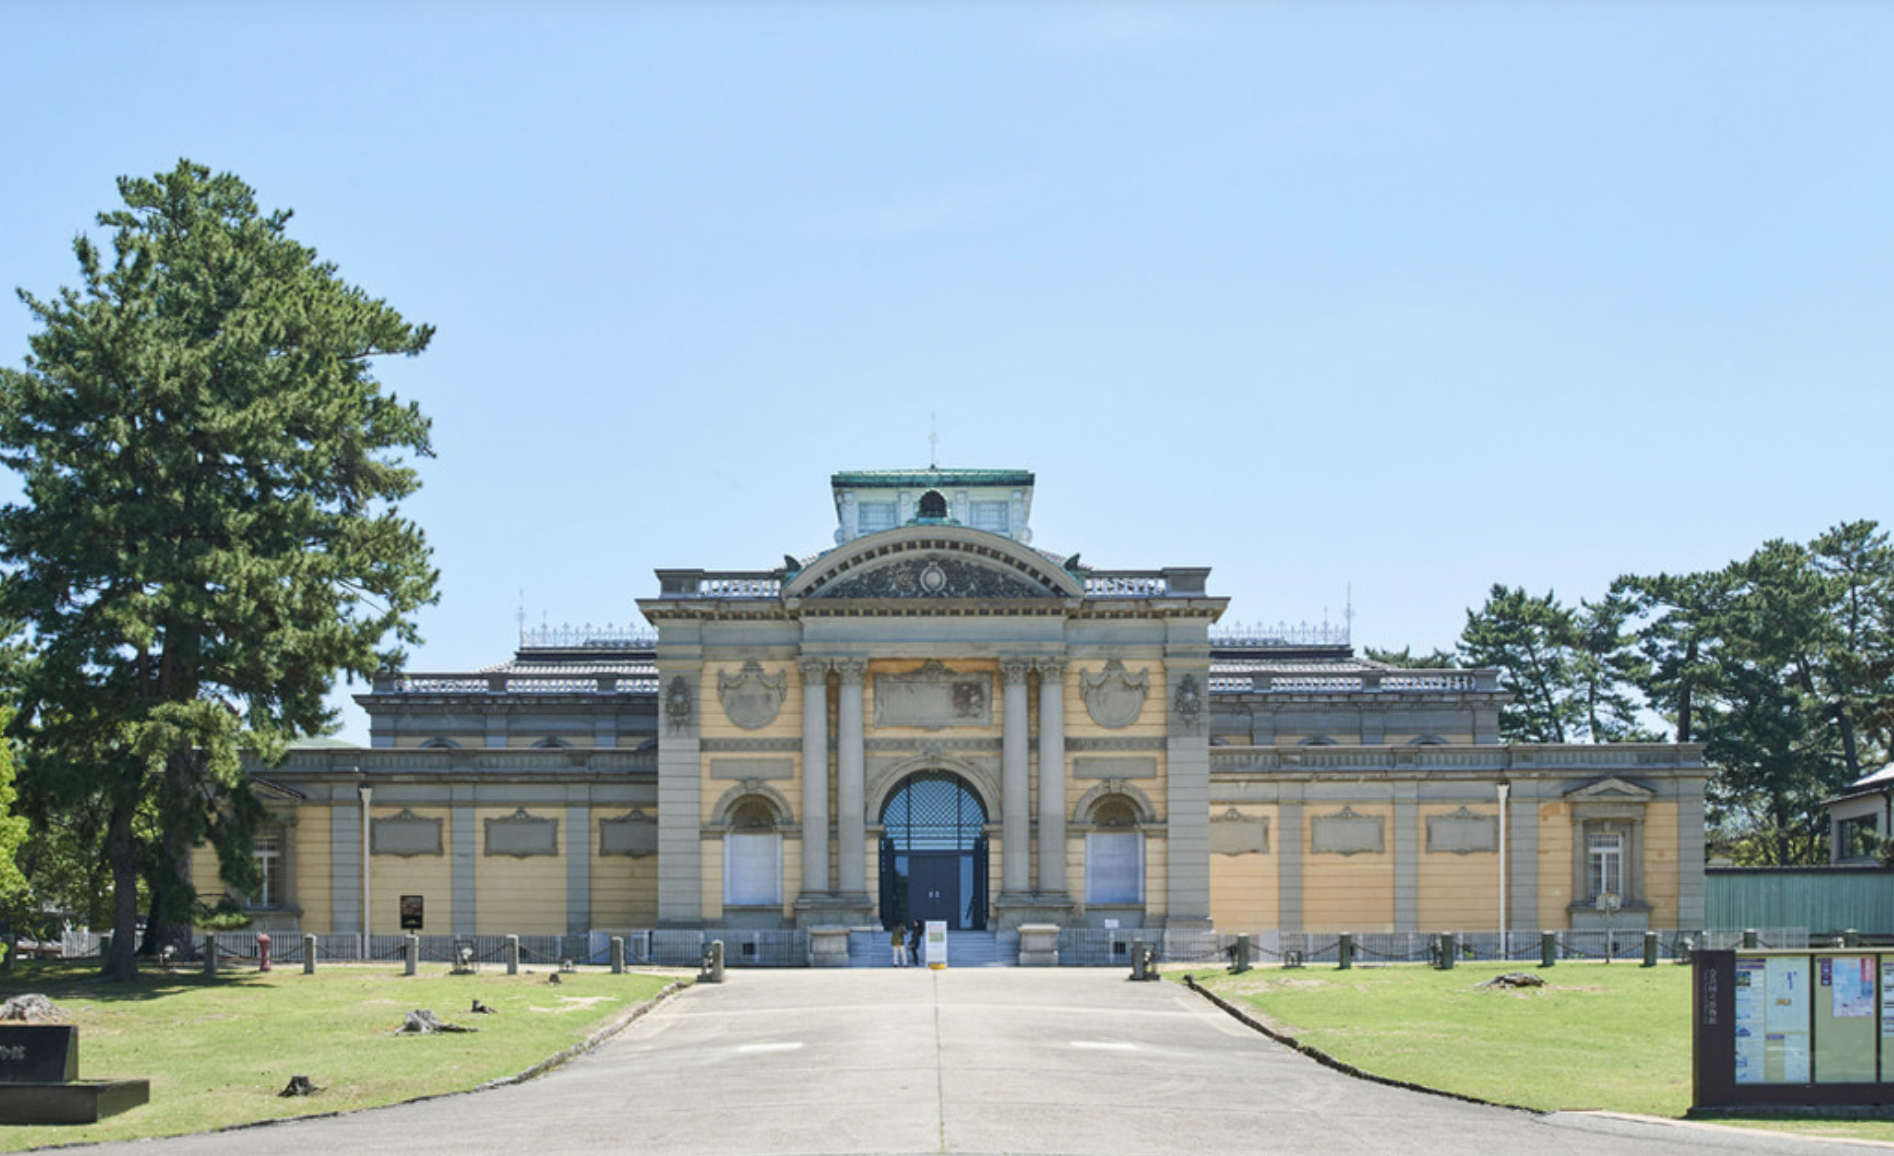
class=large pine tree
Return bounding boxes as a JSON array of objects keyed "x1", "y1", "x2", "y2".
[{"x1": 0, "y1": 161, "x2": 438, "y2": 977}]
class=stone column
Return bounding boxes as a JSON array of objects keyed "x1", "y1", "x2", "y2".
[
  {"x1": 835, "y1": 660, "x2": 868, "y2": 899},
  {"x1": 799, "y1": 658, "x2": 831, "y2": 896},
  {"x1": 1000, "y1": 659, "x2": 1034, "y2": 895},
  {"x1": 1036, "y1": 659, "x2": 1068, "y2": 895}
]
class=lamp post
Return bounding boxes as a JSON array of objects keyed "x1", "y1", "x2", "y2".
[
  {"x1": 358, "y1": 779, "x2": 372, "y2": 959},
  {"x1": 1496, "y1": 780, "x2": 1510, "y2": 945}
]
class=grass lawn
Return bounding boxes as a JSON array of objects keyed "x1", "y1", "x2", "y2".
[
  {"x1": 1185, "y1": 961, "x2": 1894, "y2": 1145},
  {"x1": 0, "y1": 960, "x2": 680, "y2": 1151}
]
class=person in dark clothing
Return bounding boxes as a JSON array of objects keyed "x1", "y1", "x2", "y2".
[{"x1": 909, "y1": 920, "x2": 924, "y2": 967}]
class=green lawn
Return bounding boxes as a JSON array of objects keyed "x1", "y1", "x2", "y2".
[
  {"x1": 1186, "y1": 962, "x2": 1894, "y2": 1144},
  {"x1": 0, "y1": 960, "x2": 680, "y2": 1151}
]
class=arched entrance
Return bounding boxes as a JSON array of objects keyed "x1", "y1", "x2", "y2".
[{"x1": 879, "y1": 771, "x2": 988, "y2": 930}]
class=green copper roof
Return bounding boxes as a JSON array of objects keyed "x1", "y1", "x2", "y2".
[{"x1": 831, "y1": 469, "x2": 1034, "y2": 489}]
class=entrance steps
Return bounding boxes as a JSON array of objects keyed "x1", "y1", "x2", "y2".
[{"x1": 844, "y1": 929, "x2": 1020, "y2": 968}]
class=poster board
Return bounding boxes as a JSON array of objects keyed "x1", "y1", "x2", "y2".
[
  {"x1": 1696, "y1": 949, "x2": 1894, "y2": 1109},
  {"x1": 925, "y1": 920, "x2": 948, "y2": 970}
]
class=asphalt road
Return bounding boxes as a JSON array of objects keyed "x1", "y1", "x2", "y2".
[{"x1": 70, "y1": 968, "x2": 1894, "y2": 1156}]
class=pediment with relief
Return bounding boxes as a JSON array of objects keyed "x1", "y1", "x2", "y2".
[
  {"x1": 1563, "y1": 776, "x2": 1656, "y2": 802},
  {"x1": 814, "y1": 554, "x2": 1057, "y2": 600}
]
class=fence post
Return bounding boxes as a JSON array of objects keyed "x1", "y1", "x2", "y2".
[
  {"x1": 303, "y1": 933, "x2": 318, "y2": 975},
  {"x1": 1742, "y1": 928, "x2": 1758, "y2": 950},
  {"x1": 610, "y1": 936, "x2": 625, "y2": 975},
  {"x1": 1130, "y1": 939, "x2": 1147, "y2": 981},
  {"x1": 404, "y1": 933, "x2": 419, "y2": 976},
  {"x1": 1338, "y1": 932, "x2": 1354, "y2": 970},
  {"x1": 506, "y1": 934, "x2": 520, "y2": 976},
  {"x1": 1437, "y1": 932, "x2": 1456, "y2": 970},
  {"x1": 1540, "y1": 930, "x2": 1556, "y2": 968},
  {"x1": 1846, "y1": 929, "x2": 1861, "y2": 948},
  {"x1": 1232, "y1": 934, "x2": 1250, "y2": 974},
  {"x1": 203, "y1": 934, "x2": 219, "y2": 977},
  {"x1": 1642, "y1": 930, "x2": 1658, "y2": 968}
]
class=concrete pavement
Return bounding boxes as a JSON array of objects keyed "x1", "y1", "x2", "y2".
[{"x1": 65, "y1": 968, "x2": 1894, "y2": 1155}]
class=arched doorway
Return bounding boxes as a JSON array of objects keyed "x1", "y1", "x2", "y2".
[{"x1": 879, "y1": 771, "x2": 988, "y2": 930}]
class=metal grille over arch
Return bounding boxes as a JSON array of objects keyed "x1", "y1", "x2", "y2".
[{"x1": 879, "y1": 771, "x2": 988, "y2": 930}]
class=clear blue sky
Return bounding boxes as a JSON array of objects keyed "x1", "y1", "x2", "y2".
[{"x1": 3, "y1": 2, "x2": 1890, "y2": 743}]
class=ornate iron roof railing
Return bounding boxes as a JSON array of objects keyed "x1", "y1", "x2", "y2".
[
  {"x1": 1210, "y1": 620, "x2": 1351, "y2": 647},
  {"x1": 519, "y1": 623, "x2": 658, "y2": 649}
]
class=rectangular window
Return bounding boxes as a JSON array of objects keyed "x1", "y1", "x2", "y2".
[
  {"x1": 724, "y1": 834, "x2": 782, "y2": 906},
  {"x1": 1086, "y1": 832, "x2": 1143, "y2": 905},
  {"x1": 857, "y1": 502, "x2": 896, "y2": 534},
  {"x1": 969, "y1": 500, "x2": 1009, "y2": 534},
  {"x1": 1588, "y1": 833, "x2": 1623, "y2": 899},
  {"x1": 251, "y1": 835, "x2": 282, "y2": 909},
  {"x1": 1839, "y1": 815, "x2": 1880, "y2": 860}
]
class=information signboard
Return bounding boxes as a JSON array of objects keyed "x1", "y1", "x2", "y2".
[
  {"x1": 1696, "y1": 949, "x2": 1894, "y2": 1109},
  {"x1": 925, "y1": 920, "x2": 948, "y2": 970}
]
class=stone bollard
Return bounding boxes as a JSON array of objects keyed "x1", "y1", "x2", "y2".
[
  {"x1": 1642, "y1": 930, "x2": 1658, "y2": 968},
  {"x1": 610, "y1": 936, "x2": 625, "y2": 975},
  {"x1": 203, "y1": 935, "x2": 219, "y2": 976},
  {"x1": 303, "y1": 933, "x2": 318, "y2": 975},
  {"x1": 1846, "y1": 929, "x2": 1861, "y2": 948},
  {"x1": 1130, "y1": 939, "x2": 1148, "y2": 982},
  {"x1": 1540, "y1": 930, "x2": 1557, "y2": 968},
  {"x1": 1338, "y1": 932, "x2": 1354, "y2": 970},
  {"x1": 699, "y1": 940, "x2": 724, "y2": 984},
  {"x1": 506, "y1": 934, "x2": 520, "y2": 976},
  {"x1": 1437, "y1": 932, "x2": 1456, "y2": 970},
  {"x1": 404, "y1": 934, "x2": 419, "y2": 976},
  {"x1": 1741, "y1": 928, "x2": 1758, "y2": 949},
  {"x1": 1232, "y1": 934, "x2": 1251, "y2": 974}
]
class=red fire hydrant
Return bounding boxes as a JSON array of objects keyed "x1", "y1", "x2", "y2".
[{"x1": 257, "y1": 932, "x2": 272, "y2": 972}]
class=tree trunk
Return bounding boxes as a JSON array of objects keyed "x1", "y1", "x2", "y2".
[{"x1": 104, "y1": 802, "x2": 139, "y2": 981}]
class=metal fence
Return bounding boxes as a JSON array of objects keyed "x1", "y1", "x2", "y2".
[{"x1": 55, "y1": 925, "x2": 1813, "y2": 969}]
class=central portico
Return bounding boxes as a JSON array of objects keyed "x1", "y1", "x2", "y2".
[{"x1": 636, "y1": 468, "x2": 1223, "y2": 933}]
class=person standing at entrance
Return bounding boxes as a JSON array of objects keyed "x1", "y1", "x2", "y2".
[
  {"x1": 890, "y1": 922, "x2": 908, "y2": 967},
  {"x1": 909, "y1": 920, "x2": 923, "y2": 968}
]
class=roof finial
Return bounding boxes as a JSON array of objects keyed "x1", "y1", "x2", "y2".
[{"x1": 929, "y1": 412, "x2": 939, "y2": 470}]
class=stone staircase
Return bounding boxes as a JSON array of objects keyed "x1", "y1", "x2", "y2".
[{"x1": 845, "y1": 929, "x2": 1020, "y2": 967}]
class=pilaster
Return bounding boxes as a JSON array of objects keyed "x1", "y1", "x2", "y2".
[
  {"x1": 1035, "y1": 659, "x2": 1069, "y2": 897},
  {"x1": 1000, "y1": 658, "x2": 1033, "y2": 897},
  {"x1": 835, "y1": 659, "x2": 868, "y2": 902},
  {"x1": 798, "y1": 658, "x2": 831, "y2": 898},
  {"x1": 655, "y1": 660, "x2": 704, "y2": 925}
]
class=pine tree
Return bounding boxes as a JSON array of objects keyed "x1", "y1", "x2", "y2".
[{"x1": 0, "y1": 161, "x2": 437, "y2": 977}]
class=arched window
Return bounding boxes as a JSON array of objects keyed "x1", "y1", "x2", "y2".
[
  {"x1": 420, "y1": 737, "x2": 460, "y2": 750},
  {"x1": 724, "y1": 797, "x2": 782, "y2": 907},
  {"x1": 531, "y1": 737, "x2": 572, "y2": 749},
  {"x1": 917, "y1": 489, "x2": 948, "y2": 519},
  {"x1": 1085, "y1": 797, "x2": 1144, "y2": 906}
]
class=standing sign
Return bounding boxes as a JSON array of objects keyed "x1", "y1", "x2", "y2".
[
  {"x1": 1696, "y1": 949, "x2": 1894, "y2": 1109},
  {"x1": 925, "y1": 920, "x2": 948, "y2": 970},
  {"x1": 399, "y1": 894, "x2": 424, "y2": 931}
]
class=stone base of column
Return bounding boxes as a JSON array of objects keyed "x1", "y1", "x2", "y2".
[
  {"x1": 794, "y1": 893, "x2": 876, "y2": 929},
  {"x1": 1017, "y1": 923, "x2": 1061, "y2": 967},
  {"x1": 808, "y1": 927, "x2": 852, "y2": 967},
  {"x1": 994, "y1": 892, "x2": 1074, "y2": 931}
]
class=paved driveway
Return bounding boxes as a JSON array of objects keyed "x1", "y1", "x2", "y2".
[{"x1": 76, "y1": 969, "x2": 1893, "y2": 1155}]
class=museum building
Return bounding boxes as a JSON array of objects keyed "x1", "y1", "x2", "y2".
[{"x1": 205, "y1": 468, "x2": 1710, "y2": 945}]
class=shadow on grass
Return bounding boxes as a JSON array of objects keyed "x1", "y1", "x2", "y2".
[{"x1": 1, "y1": 959, "x2": 319, "y2": 1003}]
